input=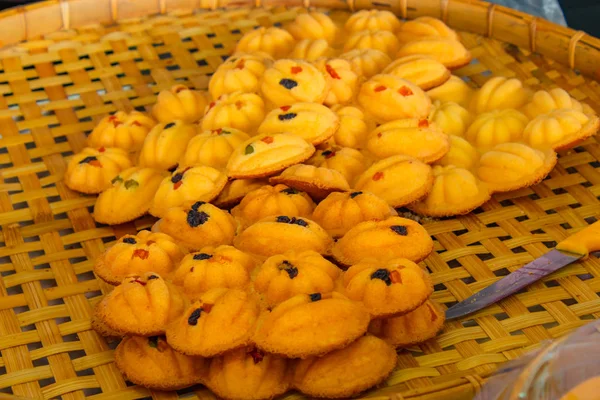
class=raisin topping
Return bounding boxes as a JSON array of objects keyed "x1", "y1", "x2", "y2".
[
  {"x1": 326, "y1": 64, "x2": 341, "y2": 79},
  {"x1": 123, "y1": 237, "x2": 137, "y2": 244},
  {"x1": 188, "y1": 308, "x2": 202, "y2": 325},
  {"x1": 187, "y1": 210, "x2": 210, "y2": 227},
  {"x1": 193, "y1": 253, "x2": 213, "y2": 260},
  {"x1": 370, "y1": 269, "x2": 392, "y2": 286},
  {"x1": 278, "y1": 113, "x2": 297, "y2": 121},
  {"x1": 191, "y1": 201, "x2": 205, "y2": 211},
  {"x1": 245, "y1": 144, "x2": 254, "y2": 155},
  {"x1": 278, "y1": 260, "x2": 298, "y2": 279},
  {"x1": 279, "y1": 78, "x2": 298, "y2": 89},
  {"x1": 323, "y1": 150, "x2": 335, "y2": 159},
  {"x1": 275, "y1": 216, "x2": 308, "y2": 226},
  {"x1": 293, "y1": 218, "x2": 308, "y2": 227},
  {"x1": 132, "y1": 249, "x2": 150, "y2": 260},
  {"x1": 164, "y1": 122, "x2": 176, "y2": 129},
  {"x1": 147, "y1": 274, "x2": 159, "y2": 280},
  {"x1": 276, "y1": 215, "x2": 291, "y2": 223},
  {"x1": 390, "y1": 225, "x2": 408, "y2": 236},
  {"x1": 79, "y1": 156, "x2": 98, "y2": 164},
  {"x1": 309, "y1": 293, "x2": 322, "y2": 302},
  {"x1": 281, "y1": 187, "x2": 299, "y2": 195},
  {"x1": 372, "y1": 172, "x2": 384, "y2": 181},
  {"x1": 280, "y1": 105, "x2": 292, "y2": 111},
  {"x1": 248, "y1": 348, "x2": 265, "y2": 364},
  {"x1": 171, "y1": 172, "x2": 184, "y2": 184},
  {"x1": 148, "y1": 336, "x2": 159, "y2": 348},
  {"x1": 350, "y1": 191, "x2": 362, "y2": 198}
]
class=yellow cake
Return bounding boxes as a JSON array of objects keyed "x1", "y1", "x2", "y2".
[
  {"x1": 285, "y1": 11, "x2": 338, "y2": 43},
  {"x1": 382, "y1": 55, "x2": 451, "y2": 90},
  {"x1": 235, "y1": 27, "x2": 295, "y2": 59},
  {"x1": 470, "y1": 76, "x2": 531, "y2": 114},
  {"x1": 137, "y1": 121, "x2": 197, "y2": 170},
  {"x1": 344, "y1": 9, "x2": 401, "y2": 32},
  {"x1": 269, "y1": 164, "x2": 350, "y2": 201},
  {"x1": 306, "y1": 146, "x2": 366, "y2": 184},
  {"x1": 523, "y1": 108, "x2": 599, "y2": 151},
  {"x1": 64, "y1": 147, "x2": 132, "y2": 194},
  {"x1": 397, "y1": 37, "x2": 471, "y2": 69},
  {"x1": 339, "y1": 48, "x2": 392, "y2": 78},
  {"x1": 180, "y1": 127, "x2": 250, "y2": 170},
  {"x1": 521, "y1": 88, "x2": 587, "y2": 119},
  {"x1": 209, "y1": 52, "x2": 273, "y2": 99},
  {"x1": 435, "y1": 135, "x2": 480, "y2": 170},
  {"x1": 313, "y1": 58, "x2": 359, "y2": 106},
  {"x1": 426, "y1": 75, "x2": 474, "y2": 108},
  {"x1": 465, "y1": 109, "x2": 530, "y2": 149},
  {"x1": 329, "y1": 105, "x2": 373, "y2": 149},
  {"x1": 289, "y1": 39, "x2": 335, "y2": 61},
  {"x1": 201, "y1": 91, "x2": 265, "y2": 134},
  {"x1": 429, "y1": 100, "x2": 473, "y2": 137},
  {"x1": 152, "y1": 84, "x2": 209, "y2": 124},
  {"x1": 87, "y1": 111, "x2": 156, "y2": 152},
  {"x1": 343, "y1": 30, "x2": 400, "y2": 58},
  {"x1": 214, "y1": 178, "x2": 270, "y2": 209},
  {"x1": 396, "y1": 16, "x2": 459, "y2": 43}
]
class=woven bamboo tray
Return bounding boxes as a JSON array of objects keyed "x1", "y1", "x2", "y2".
[{"x1": 0, "y1": 0, "x2": 599, "y2": 399}]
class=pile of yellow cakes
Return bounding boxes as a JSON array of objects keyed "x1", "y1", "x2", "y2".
[{"x1": 63, "y1": 8, "x2": 599, "y2": 399}]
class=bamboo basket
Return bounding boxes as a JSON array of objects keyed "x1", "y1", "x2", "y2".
[{"x1": 0, "y1": 0, "x2": 599, "y2": 399}]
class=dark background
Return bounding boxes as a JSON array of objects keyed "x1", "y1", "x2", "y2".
[{"x1": 0, "y1": 0, "x2": 598, "y2": 39}]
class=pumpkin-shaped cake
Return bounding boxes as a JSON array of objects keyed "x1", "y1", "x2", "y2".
[
  {"x1": 253, "y1": 292, "x2": 370, "y2": 358},
  {"x1": 205, "y1": 347, "x2": 292, "y2": 400},
  {"x1": 231, "y1": 184, "x2": 315, "y2": 229},
  {"x1": 181, "y1": 127, "x2": 250, "y2": 170},
  {"x1": 93, "y1": 167, "x2": 168, "y2": 225},
  {"x1": 358, "y1": 74, "x2": 431, "y2": 122},
  {"x1": 329, "y1": 105, "x2": 372, "y2": 149},
  {"x1": 292, "y1": 335, "x2": 397, "y2": 398},
  {"x1": 306, "y1": 146, "x2": 366, "y2": 184},
  {"x1": 429, "y1": 100, "x2": 472, "y2": 137},
  {"x1": 285, "y1": 11, "x2": 338, "y2": 43},
  {"x1": 260, "y1": 59, "x2": 329, "y2": 108},
  {"x1": 311, "y1": 191, "x2": 396, "y2": 238},
  {"x1": 149, "y1": 165, "x2": 227, "y2": 218},
  {"x1": 209, "y1": 52, "x2": 273, "y2": 99},
  {"x1": 477, "y1": 142, "x2": 557, "y2": 192},
  {"x1": 226, "y1": 133, "x2": 315, "y2": 179},
  {"x1": 465, "y1": 109, "x2": 529, "y2": 150},
  {"x1": 521, "y1": 88, "x2": 586, "y2": 119},
  {"x1": 166, "y1": 288, "x2": 260, "y2": 357},
  {"x1": 289, "y1": 39, "x2": 335, "y2": 61},
  {"x1": 64, "y1": 147, "x2": 132, "y2": 194},
  {"x1": 435, "y1": 135, "x2": 480, "y2": 170},
  {"x1": 152, "y1": 84, "x2": 209, "y2": 124},
  {"x1": 396, "y1": 16, "x2": 459, "y2": 43},
  {"x1": 369, "y1": 300, "x2": 445, "y2": 347},
  {"x1": 469, "y1": 77, "x2": 531, "y2": 114},
  {"x1": 331, "y1": 216, "x2": 433, "y2": 266},
  {"x1": 253, "y1": 250, "x2": 341, "y2": 306},
  {"x1": 257, "y1": 102, "x2": 339, "y2": 145},
  {"x1": 270, "y1": 164, "x2": 350, "y2": 201},
  {"x1": 87, "y1": 111, "x2": 156, "y2": 152},
  {"x1": 397, "y1": 37, "x2": 471, "y2": 69},
  {"x1": 153, "y1": 201, "x2": 237, "y2": 251},
  {"x1": 94, "y1": 230, "x2": 186, "y2": 285},
  {"x1": 353, "y1": 155, "x2": 434, "y2": 208},
  {"x1": 382, "y1": 55, "x2": 451, "y2": 90},
  {"x1": 115, "y1": 336, "x2": 208, "y2": 391},
  {"x1": 367, "y1": 118, "x2": 450, "y2": 163},
  {"x1": 426, "y1": 75, "x2": 474, "y2": 107},
  {"x1": 343, "y1": 30, "x2": 400, "y2": 58},
  {"x1": 173, "y1": 245, "x2": 256, "y2": 299},
  {"x1": 339, "y1": 48, "x2": 392, "y2": 79},
  {"x1": 97, "y1": 272, "x2": 187, "y2": 335},
  {"x1": 138, "y1": 121, "x2": 197, "y2": 170},
  {"x1": 523, "y1": 108, "x2": 599, "y2": 151},
  {"x1": 234, "y1": 215, "x2": 333, "y2": 258},
  {"x1": 201, "y1": 91, "x2": 265, "y2": 134},
  {"x1": 342, "y1": 258, "x2": 433, "y2": 317},
  {"x1": 214, "y1": 178, "x2": 270, "y2": 209},
  {"x1": 344, "y1": 9, "x2": 401, "y2": 32},
  {"x1": 313, "y1": 58, "x2": 359, "y2": 106},
  {"x1": 235, "y1": 27, "x2": 295, "y2": 59}
]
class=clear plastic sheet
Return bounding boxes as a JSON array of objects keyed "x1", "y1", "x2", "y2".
[
  {"x1": 489, "y1": 0, "x2": 567, "y2": 26},
  {"x1": 475, "y1": 320, "x2": 600, "y2": 400}
]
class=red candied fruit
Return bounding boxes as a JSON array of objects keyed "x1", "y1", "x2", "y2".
[
  {"x1": 398, "y1": 86, "x2": 413, "y2": 96},
  {"x1": 377, "y1": 132, "x2": 382, "y2": 138},
  {"x1": 213, "y1": 128, "x2": 222, "y2": 135},
  {"x1": 132, "y1": 249, "x2": 150, "y2": 260},
  {"x1": 418, "y1": 119, "x2": 429, "y2": 128},
  {"x1": 326, "y1": 64, "x2": 341, "y2": 79},
  {"x1": 390, "y1": 270, "x2": 402, "y2": 284},
  {"x1": 89, "y1": 159, "x2": 103, "y2": 168},
  {"x1": 290, "y1": 66, "x2": 303, "y2": 74},
  {"x1": 98, "y1": 147, "x2": 106, "y2": 152},
  {"x1": 108, "y1": 115, "x2": 118, "y2": 121},
  {"x1": 209, "y1": 101, "x2": 216, "y2": 109},
  {"x1": 261, "y1": 136, "x2": 274, "y2": 144},
  {"x1": 202, "y1": 303, "x2": 213, "y2": 313},
  {"x1": 373, "y1": 171, "x2": 384, "y2": 181},
  {"x1": 280, "y1": 105, "x2": 291, "y2": 111},
  {"x1": 374, "y1": 85, "x2": 387, "y2": 92},
  {"x1": 112, "y1": 120, "x2": 123, "y2": 127},
  {"x1": 235, "y1": 101, "x2": 244, "y2": 110},
  {"x1": 248, "y1": 348, "x2": 265, "y2": 364},
  {"x1": 173, "y1": 181, "x2": 183, "y2": 190}
]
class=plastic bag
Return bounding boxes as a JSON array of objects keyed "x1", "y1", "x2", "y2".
[
  {"x1": 475, "y1": 319, "x2": 600, "y2": 400},
  {"x1": 489, "y1": 0, "x2": 567, "y2": 26}
]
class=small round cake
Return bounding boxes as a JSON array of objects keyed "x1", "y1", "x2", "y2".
[
  {"x1": 344, "y1": 9, "x2": 401, "y2": 32},
  {"x1": 137, "y1": 121, "x2": 197, "y2": 170},
  {"x1": 173, "y1": 245, "x2": 256, "y2": 299},
  {"x1": 209, "y1": 52, "x2": 273, "y2": 99},
  {"x1": 465, "y1": 109, "x2": 530, "y2": 150},
  {"x1": 151, "y1": 84, "x2": 209, "y2": 124},
  {"x1": 64, "y1": 147, "x2": 132, "y2": 194},
  {"x1": 253, "y1": 250, "x2": 341, "y2": 306},
  {"x1": 397, "y1": 37, "x2": 471, "y2": 69},
  {"x1": 329, "y1": 105, "x2": 372, "y2": 149},
  {"x1": 205, "y1": 347, "x2": 292, "y2": 400},
  {"x1": 257, "y1": 102, "x2": 339, "y2": 145},
  {"x1": 214, "y1": 178, "x2": 270, "y2": 209},
  {"x1": 353, "y1": 155, "x2": 434, "y2": 208},
  {"x1": 93, "y1": 167, "x2": 168, "y2": 225},
  {"x1": 343, "y1": 30, "x2": 400, "y2": 58},
  {"x1": 523, "y1": 108, "x2": 599, "y2": 151},
  {"x1": 115, "y1": 335, "x2": 207, "y2": 390},
  {"x1": 313, "y1": 58, "x2": 359, "y2": 106},
  {"x1": 166, "y1": 288, "x2": 260, "y2": 357},
  {"x1": 149, "y1": 165, "x2": 227, "y2": 218},
  {"x1": 470, "y1": 76, "x2": 531, "y2": 114},
  {"x1": 181, "y1": 127, "x2": 250, "y2": 170},
  {"x1": 231, "y1": 184, "x2": 315, "y2": 229},
  {"x1": 234, "y1": 215, "x2": 333, "y2": 258},
  {"x1": 521, "y1": 88, "x2": 586, "y2": 119},
  {"x1": 331, "y1": 216, "x2": 434, "y2": 266},
  {"x1": 226, "y1": 133, "x2": 315, "y2": 179},
  {"x1": 427, "y1": 75, "x2": 474, "y2": 108},
  {"x1": 154, "y1": 201, "x2": 237, "y2": 251},
  {"x1": 367, "y1": 118, "x2": 450, "y2": 163},
  {"x1": 396, "y1": 16, "x2": 459, "y2": 43},
  {"x1": 269, "y1": 164, "x2": 350, "y2": 201},
  {"x1": 382, "y1": 55, "x2": 451, "y2": 90},
  {"x1": 253, "y1": 292, "x2": 370, "y2": 358},
  {"x1": 235, "y1": 26, "x2": 295, "y2": 59},
  {"x1": 87, "y1": 111, "x2": 156, "y2": 152},
  {"x1": 289, "y1": 39, "x2": 335, "y2": 61},
  {"x1": 358, "y1": 74, "x2": 432, "y2": 122},
  {"x1": 312, "y1": 191, "x2": 396, "y2": 238},
  {"x1": 435, "y1": 135, "x2": 480, "y2": 170},
  {"x1": 285, "y1": 11, "x2": 338, "y2": 43},
  {"x1": 306, "y1": 146, "x2": 366, "y2": 184},
  {"x1": 94, "y1": 230, "x2": 186, "y2": 285},
  {"x1": 201, "y1": 91, "x2": 265, "y2": 134},
  {"x1": 292, "y1": 335, "x2": 397, "y2": 398},
  {"x1": 339, "y1": 48, "x2": 392, "y2": 78},
  {"x1": 97, "y1": 272, "x2": 187, "y2": 335},
  {"x1": 429, "y1": 100, "x2": 472, "y2": 137},
  {"x1": 260, "y1": 59, "x2": 329, "y2": 108},
  {"x1": 369, "y1": 300, "x2": 445, "y2": 347}
]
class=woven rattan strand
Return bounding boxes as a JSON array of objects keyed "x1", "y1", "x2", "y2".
[{"x1": 0, "y1": 1, "x2": 599, "y2": 400}]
